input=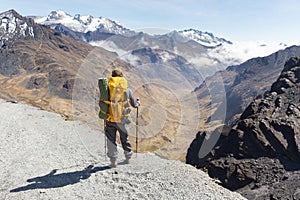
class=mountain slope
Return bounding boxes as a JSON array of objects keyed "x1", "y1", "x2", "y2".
[
  {"x1": 195, "y1": 45, "x2": 300, "y2": 127},
  {"x1": 0, "y1": 9, "x2": 121, "y2": 123},
  {"x1": 0, "y1": 99, "x2": 246, "y2": 200}
]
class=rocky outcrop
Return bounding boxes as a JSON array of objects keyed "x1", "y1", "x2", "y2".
[{"x1": 187, "y1": 57, "x2": 300, "y2": 199}]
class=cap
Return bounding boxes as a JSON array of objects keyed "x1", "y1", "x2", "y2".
[{"x1": 112, "y1": 69, "x2": 123, "y2": 77}]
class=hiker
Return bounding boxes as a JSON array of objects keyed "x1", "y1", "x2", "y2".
[{"x1": 101, "y1": 69, "x2": 140, "y2": 167}]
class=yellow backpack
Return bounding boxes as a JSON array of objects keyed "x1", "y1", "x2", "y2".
[{"x1": 106, "y1": 77, "x2": 129, "y2": 122}]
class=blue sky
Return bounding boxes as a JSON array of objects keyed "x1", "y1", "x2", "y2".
[{"x1": 1, "y1": 0, "x2": 300, "y2": 43}]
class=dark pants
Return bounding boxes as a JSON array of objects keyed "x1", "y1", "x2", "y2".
[{"x1": 105, "y1": 121, "x2": 132, "y2": 161}]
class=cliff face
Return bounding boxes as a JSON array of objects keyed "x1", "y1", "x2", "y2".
[
  {"x1": 233, "y1": 57, "x2": 300, "y2": 161},
  {"x1": 187, "y1": 57, "x2": 300, "y2": 199}
]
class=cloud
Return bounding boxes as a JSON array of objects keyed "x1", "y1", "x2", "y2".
[{"x1": 89, "y1": 40, "x2": 140, "y2": 65}]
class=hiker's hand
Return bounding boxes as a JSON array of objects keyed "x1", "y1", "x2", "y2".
[{"x1": 137, "y1": 98, "x2": 140, "y2": 106}]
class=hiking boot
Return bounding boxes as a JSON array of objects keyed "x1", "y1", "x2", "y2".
[
  {"x1": 110, "y1": 159, "x2": 117, "y2": 168},
  {"x1": 125, "y1": 157, "x2": 131, "y2": 164}
]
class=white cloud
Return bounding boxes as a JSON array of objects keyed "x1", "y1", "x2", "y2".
[
  {"x1": 207, "y1": 40, "x2": 291, "y2": 66},
  {"x1": 89, "y1": 40, "x2": 140, "y2": 65},
  {"x1": 89, "y1": 40, "x2": 127, "y2": 55}
]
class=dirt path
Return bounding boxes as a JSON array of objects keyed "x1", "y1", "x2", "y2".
[{"x1": 0, "y1": 99, "x2": 245, "y2": 200}]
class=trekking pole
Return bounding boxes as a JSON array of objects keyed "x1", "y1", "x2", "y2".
[
  {"x1": 136, "y1": 105, "x2": 139, "y2": 157},
  {"x1": 104, "y1": 120, "x2": 107, "y2": 161}
]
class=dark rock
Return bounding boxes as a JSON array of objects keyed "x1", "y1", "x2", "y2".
[
  {"x1": 187, "y1": 57, "x2": 300, "y2": 199},
  {"x1": 6, "y1": 99, "x2": 18, "y2": 103},
  {"x1": 25, "y1": 76, "x2": 47, "y2": 89},
  {"x1": 58, "y1": 44, "x2": 70, "y2": 51},
  {"x1": 186, "y1": 131, "x2": 207, "y2": 167}
]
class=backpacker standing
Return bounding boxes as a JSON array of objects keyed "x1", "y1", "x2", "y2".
[{"x1": 100, "y1": 69, "x2": 140, "y2": 167}]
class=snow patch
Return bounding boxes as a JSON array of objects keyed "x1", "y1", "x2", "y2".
[
  {"x1": 19, "y1": 22, "x2": 28, "y2": 36},
  {"x1": 28, "y1": 26, "x2": 34, "y2": 37},
  {"x1": 0, "y1": 11, "x2": 34, "y2": 41}
]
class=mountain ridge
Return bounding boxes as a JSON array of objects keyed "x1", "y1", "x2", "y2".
[
  {"x1": 31, "y1": 9, "x2": 290, "y2": 70},
  {"x1": 32, "y1": 10, "x2": 136, "y2": 36}
]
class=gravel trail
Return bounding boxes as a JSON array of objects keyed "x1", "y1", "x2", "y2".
[{"x1": 0, "y1": 99, "x2": 246, "y2": 200}]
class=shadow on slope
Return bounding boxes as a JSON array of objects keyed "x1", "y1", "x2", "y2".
[{"x1": 10, "y1": 164, "x2": 111, "y2": 192}]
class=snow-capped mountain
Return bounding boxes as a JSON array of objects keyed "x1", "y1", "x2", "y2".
[
  {"x1": 167, "y1": 28, "x2": 290, "y2": 66},
  {"x1": 169, "y1": 29, "x2": 232, "y2": 47},
  {"x1": 33, "y1": 10, "x2": 135, "y2": 36},
  {"x1": 0, "y1": 9, "x2": 35, "y2": 43},
  {"x1": 31, "y1": 10, "x2": 293, "y2": 71}
]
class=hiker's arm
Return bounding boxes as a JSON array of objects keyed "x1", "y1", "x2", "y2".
[
  {"x1": 127, "y1": 88, "x2": 139, "y2": 108},
  {"x1": 99, "y1": 98, "x2": 110, "y2": 105}
]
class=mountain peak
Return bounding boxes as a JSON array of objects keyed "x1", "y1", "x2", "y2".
[
  {"x1": 176, "y1": 28, "x2": 232, "y2": 47},
  {"x1": 34, "y1": 10, "x2": 135, "y2": 36},
  {"x1": 0, "y1": 9, "x2": 35, "y2": 43},
  {"x1": 0, "y1": 9, "x2": 23, "y2": 19},
  {"x1": 47, "y1": 10, "x2": 71, "y2": 21}
]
